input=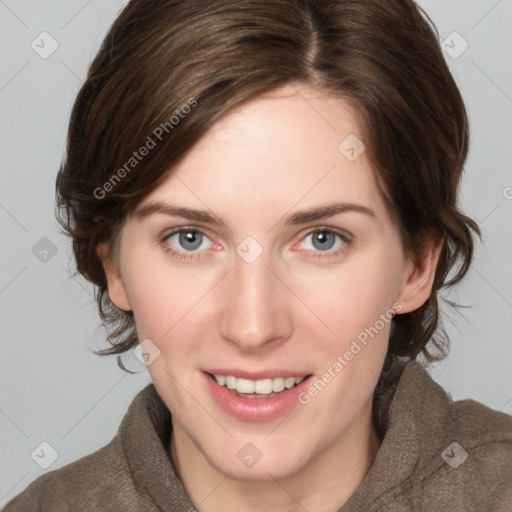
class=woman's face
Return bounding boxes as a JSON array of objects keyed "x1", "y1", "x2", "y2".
[{"x1": 102, "y1": 83, "x2": 439, "y2": 480}]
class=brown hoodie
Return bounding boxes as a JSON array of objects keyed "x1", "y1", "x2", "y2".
[{"x1": 3, "y1": 360, "x2": 512, "y2": 511}]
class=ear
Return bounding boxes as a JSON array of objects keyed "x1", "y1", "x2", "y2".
[
  {"x1": 395, "y1": 230, "x2": 445, "y2": 314},
  {"x1": 96, "y1": 242, "x2": 132, "y2": 311}
]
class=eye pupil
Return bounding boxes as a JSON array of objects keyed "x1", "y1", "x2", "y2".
[
  {"x1": 179, "y1": 230, "x2": 202, "y2": 250},
  {"x1": 312, "y1": 231, "x2": 335, "y2": 251}
]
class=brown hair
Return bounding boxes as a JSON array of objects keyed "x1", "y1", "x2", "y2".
[{"x1": 56, "y1": 0, "x2": 481, "y2": 376}]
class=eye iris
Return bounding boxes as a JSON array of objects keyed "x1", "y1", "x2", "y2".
[
  {"x1": 312, "y1": 231, "x2": 335, "y2": 251},
  {"x1": 179, "y1": 231, "x2": 202, "y2": 250}
]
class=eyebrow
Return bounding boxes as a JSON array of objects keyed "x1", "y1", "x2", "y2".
[
  {"x1": 133, "y1": 201, "x2": 376, "y2": 226},
  {"x1": 283, "y1": 202, "x2": 376, "y2": 225}
]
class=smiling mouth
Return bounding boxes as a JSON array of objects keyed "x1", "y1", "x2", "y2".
[{"x1": 206, "y1": 372, "x2": 312, "y2": 398}]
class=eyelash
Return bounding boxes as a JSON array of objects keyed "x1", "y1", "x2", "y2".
[{"x1": 160, "y1": 226, "x2": 351, "y2": 262}]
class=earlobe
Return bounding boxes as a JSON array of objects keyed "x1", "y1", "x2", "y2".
[
  {"x1": 395, "y1": 232, "x2": 445, "y2": 314},
  {"x1": 96, "y1": 242, "x2": 132, "y2": 312}
]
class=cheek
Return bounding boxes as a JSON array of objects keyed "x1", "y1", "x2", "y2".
[
  {"x1": 125, "y1": 263, "x2": 205, "y2": 402},
  {"x1": 292, "y1": 252, "x2": 401, "y2": 348},
  {"x1": 121, "y1": 256, "x2": 185, "y2": 339},
  {"x1": 118, "y1": 239, "x2": 229, "y2": 379},
  {"x1": 127, "y1": 280, "x2": 172, "y2": 338}
]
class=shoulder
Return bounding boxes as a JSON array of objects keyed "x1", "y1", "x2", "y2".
[
  {"x1": 447, "y1": 397, "x2": 512, "y2": 483},
  {"x1": 420, "y1": 387, "x2": 512, "y2": 509},
  {"x1": 379, "y1": 360, "x2": 512, "y2": 509},
  {"x1": 395, "y1": 359, "x2": 512, "y2": 449},
  {"x1": 2, "y1": 383, "x2": 170, "y2": 512},
  {"x1": 448, "y1": 394, "x2": 512, "y2": 447},
  {"x1": 1, "y1": 436, "x2": 147, "y2": 511},
  {"x1": 442, "y1": 387, "x2": 512, "y2": 473}
]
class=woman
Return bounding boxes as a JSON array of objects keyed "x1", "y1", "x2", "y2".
[{"x1": 4, "y1": 0, "x2": 511, "y2": 510}]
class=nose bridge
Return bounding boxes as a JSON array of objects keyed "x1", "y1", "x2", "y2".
[{"x1": 219, "y1": 247, "x2": 291, "y2": 350}]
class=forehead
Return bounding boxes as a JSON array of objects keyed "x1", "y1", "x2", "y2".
[{"x1": 138, "y1": 83, "x2": 387, "y2": 224}]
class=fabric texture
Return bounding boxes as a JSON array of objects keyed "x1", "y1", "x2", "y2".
[{"x1": 3, "y1": 360, "x2": 512, "y2": 511}]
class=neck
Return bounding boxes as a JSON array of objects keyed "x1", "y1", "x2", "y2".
[{"x1": 170, "y1": 404, "x2": 382, "y2": 512}]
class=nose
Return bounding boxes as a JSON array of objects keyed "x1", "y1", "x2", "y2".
[{"x1": 218, "y1": 249, "x2": 293, "y2": 352}]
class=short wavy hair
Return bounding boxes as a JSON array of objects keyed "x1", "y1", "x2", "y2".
[{"x1": 56, "y1": 0, "x2": 481, "y2": 376}]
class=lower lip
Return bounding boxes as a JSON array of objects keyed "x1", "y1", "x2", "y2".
[{"x1": 203, "y1": 372, "x2": 314, "y2": 422}]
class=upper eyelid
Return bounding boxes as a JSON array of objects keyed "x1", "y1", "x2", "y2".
[{"x1": 164, "y1": 225, "x2": 213, "y2": 238}]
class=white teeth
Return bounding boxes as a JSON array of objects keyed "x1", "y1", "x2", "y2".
[
  {"x1": 215, "y1": 374, "x2": 226, "y2": 386},
  {"x1": 213, "y1": 374, "x2": 307, "y2": 396},
  {"x1": 254, "y1": 378, "x2": 273, "y2": 394},
  {"x1": 236, "y1": 378, "x2": 255, "y2": 394},
  {"x1": 284, "y1": 377, "x2": 296, "y2": 389},
  {"x1": 272, "y1": 377, "x2": 285, "y2": 393},
  {"x1": 225, "y1": 375, "x2": 237, "y2": 389}
]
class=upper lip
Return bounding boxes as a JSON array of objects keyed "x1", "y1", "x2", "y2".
[{"x1": 203, "y1": 369, "x2": 312, "y2": 380}]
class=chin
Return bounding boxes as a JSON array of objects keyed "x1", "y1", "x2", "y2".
[
  {"x1": 207, "y1": 441, "x2": 312, "y2": 481},
  {"x1": 221, "y1": 460, "x2": 305, "y2": 482}
]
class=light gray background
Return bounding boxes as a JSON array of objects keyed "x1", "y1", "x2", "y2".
[{"x1": 1, "y1": 0, "x2": 511, "y2": 506}]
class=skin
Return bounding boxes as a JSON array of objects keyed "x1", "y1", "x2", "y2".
[{"x1": 98, "y1": 83, "x2": 444, "y2": 512}]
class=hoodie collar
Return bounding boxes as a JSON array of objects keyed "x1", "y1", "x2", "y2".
[
  {"x1": 119, "y1": 383, "x2": 196, "y2": 511},
  {"x1": 340, "y1": 359, "x2": 451, "y2": 510}
]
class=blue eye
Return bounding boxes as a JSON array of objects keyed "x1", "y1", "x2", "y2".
[
  {"x1": 300, "y1": 229, "x2": 349, "y2": 255},
  {"x1": 161, "y1": 227, "x2": 350, "y2": 262},
  {"x1": 163, "y1": 229, "x2": 213, "y2": 259}
]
